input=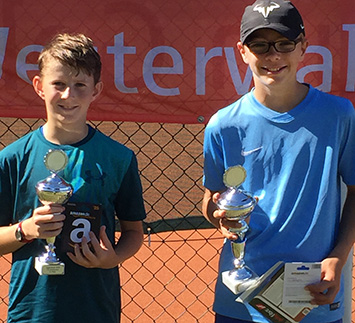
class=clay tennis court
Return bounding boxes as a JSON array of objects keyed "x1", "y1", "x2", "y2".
[{"x1": 0, "y1": 236, "x2": 354, "y2": 322}]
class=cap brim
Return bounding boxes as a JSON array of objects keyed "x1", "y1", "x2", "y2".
[{"x1": 242, "y1": 24, "x2": 300, "y2": 43}]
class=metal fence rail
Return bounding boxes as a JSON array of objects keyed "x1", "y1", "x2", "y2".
[{"x1": 0, "y1": 118, "x2": 222, "y2": 322}]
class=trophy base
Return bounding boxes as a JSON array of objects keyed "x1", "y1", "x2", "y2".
[
  {"x1": 35, "y1": 257, "x2": 65, "y2": 275},
  {"x1": 222, "y1": 269, "x2": 259, "y2": 294}
]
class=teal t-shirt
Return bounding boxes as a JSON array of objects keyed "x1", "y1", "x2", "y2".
[
  {"x1": 203, "y1": 85, "x2": 355, "y2": 322},
  {"x1": 0, "y1": 126, "x2": 146, "y2": 323}
]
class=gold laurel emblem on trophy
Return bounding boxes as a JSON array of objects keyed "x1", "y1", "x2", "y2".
[
  {"x1": 223, "y1": 165, "x2": 247, "y2": 188},
  {"x1": 44, "y1": 149, "x2": 68, "y2": 173}
]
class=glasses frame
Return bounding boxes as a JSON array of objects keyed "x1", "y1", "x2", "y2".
[{"x1": 245, "y1": 37, "x2": 303, "y2": 54}]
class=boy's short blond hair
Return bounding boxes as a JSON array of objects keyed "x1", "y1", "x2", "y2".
[{"x1": 38, "y1": 33, "x2": 101, "y2": 84}]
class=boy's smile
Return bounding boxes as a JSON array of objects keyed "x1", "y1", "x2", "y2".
[{"x1": 261, "y1": 65, "x2": 287, "y2": 75}]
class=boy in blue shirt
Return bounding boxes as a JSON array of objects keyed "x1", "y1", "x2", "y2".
[{"x1": 202, "y1": 1, "x2": 355, "y2": 322}]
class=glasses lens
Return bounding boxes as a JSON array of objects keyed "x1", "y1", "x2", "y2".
[
  {"x1": 247, "y1": 42, "x2": 269, "y2": 54},
  {"x1": 274, "y1": 40, "x2": 296, "y2": 53},
  {"x1": 247, "y1": 39, "x2": 300, "y2": 54}
]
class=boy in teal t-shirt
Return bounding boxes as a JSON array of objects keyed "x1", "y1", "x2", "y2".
[{"x1": 0, "y1": 33, "x2": 146, "y2": 323}]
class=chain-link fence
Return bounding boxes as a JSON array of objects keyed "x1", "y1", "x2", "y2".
[
  {"x1": 0, "y1": 118, "x2": 224, "y2": 322},
  {"x1": 1, "y1": 118, "x2": 354, "y2": 322}
]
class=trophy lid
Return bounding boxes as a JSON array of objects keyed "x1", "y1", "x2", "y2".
[
  {"x1": 217, "y1": 187, "x2": 256, "y2": 210},
  {"x1": 36, "y1": 174, "x2": 72, "y2": 191}
]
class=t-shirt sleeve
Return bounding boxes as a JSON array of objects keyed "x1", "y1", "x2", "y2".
[
  {"x1": 0, "y1": 156, "x2": 14, "y2": 225},
  {"x1": 339, "y1": 100, "x2": 355, "y2": 185},
  {"x1": 114, "y1": 153, "x2": 146, "y2": 221},
  {"x1": 203, "y1": 113, "x2": 227, "y2": 191}
]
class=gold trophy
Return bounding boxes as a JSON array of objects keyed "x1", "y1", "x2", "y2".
[
  {"x1": 35, "y1": 149, "x2": 73, "y2": 275},
  {"x1": 217, "y1": 166, "x2": 259, "y2": 293}
]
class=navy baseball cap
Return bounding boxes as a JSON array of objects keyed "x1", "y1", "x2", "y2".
[{"x1": 240, "y1": 0, "x2": 305, "y2": 43}]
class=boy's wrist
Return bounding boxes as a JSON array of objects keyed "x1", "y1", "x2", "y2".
[{"x1": 15, "y1": 221, "x2": 34, "y2": 243}]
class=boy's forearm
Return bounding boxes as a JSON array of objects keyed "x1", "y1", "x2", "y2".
[
  {"x1": 114, "y1": 221, "x2": 144, "y2": 265},
  {"x1": 306, "y1": 187, "x2": 355, "y2": 306},
  {"x1": 0, "y1": 225, "x2": 25, "y2": 255},
  {"x1": 327, "y1": 185, "x2": 355, "y2": 265},
  {"x1": 202, "y1": 189, "x2": 221, "y2": 229}
]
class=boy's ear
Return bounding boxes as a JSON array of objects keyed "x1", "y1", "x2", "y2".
[
  {"x1": 237, "y1": 41, "x2": 249, "y2": 64},
  {"x1": 33, "y1": 76, "x2": 45, "y2": 100},
  {"x1": 91, "y1": 81, "x2": 103, "y2": 102},
  {"x1": 299, "y1": 39, "x2": 309, "y2": 60}
]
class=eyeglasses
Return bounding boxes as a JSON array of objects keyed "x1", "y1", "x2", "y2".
[{"x1": 245, "y1": 38, "x2": 302, "y2": 54}]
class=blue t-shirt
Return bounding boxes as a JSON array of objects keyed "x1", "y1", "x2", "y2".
[
  {"x1": 0, "y1": 126, "x2": 146, "y2": 323},
  {"x1": 203, "y1": 85, "x2": 355, "y2": 322}
]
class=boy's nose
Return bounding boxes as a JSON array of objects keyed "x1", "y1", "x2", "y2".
[
  {"x1": 61, "y1": 87, "x2": 71, "y2": 99},
  {"x1": 265, "y1": 46, "x2": 281, "y2": 59}
]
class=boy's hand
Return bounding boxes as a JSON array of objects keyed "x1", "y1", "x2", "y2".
[
  {"x1": 211, "y1": 192, "x2": 251, "y2": 240},
  {"x1": 22, "y1": 204, "x2": 65, "y2": 240},
  {"x1": 305, "y1": 256, "x2": 342, "y2": 305},
  {"x1": 67, "y1": 226, "x2": 119, "y2": 269}
]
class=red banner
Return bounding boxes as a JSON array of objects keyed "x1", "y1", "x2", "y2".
[{"x1": 0, "y1": 0, "x2": 354, "y2": 124}]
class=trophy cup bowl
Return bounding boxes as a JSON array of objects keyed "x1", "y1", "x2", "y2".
[
  {"x1": 36, "y1": 174, "x2": 73, "y2": 205},
  {"x1": 217, "y1": 166, "x2": 259, "y2": 293},
  {"x1": 35, "y1": 149, "x2": 73, "y2": 275}
]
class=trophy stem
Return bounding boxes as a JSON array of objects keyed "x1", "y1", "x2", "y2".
[
  {"x1": 229, "y1": 220, "x2": 248, "y2": 262},
  {"x1": 231, "y1": 238, "x2": 246, "y2": 262},
  {"x1": 46, "y1": 236, "x2": 56, "y2": 245},
  {"x1": 41, "y1": 243, "x2": 59, "y2": 263},
  {"x1": 227, "y1": 239, "x2": 252, "y2": 281},
  {"x1": 44, "y1": 237, "x2": 58, "y2": 262}
]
